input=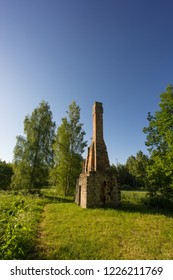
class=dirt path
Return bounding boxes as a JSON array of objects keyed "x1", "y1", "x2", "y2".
[{"x1": 28, "y1": 204, "x2": 50, "y2": 259}]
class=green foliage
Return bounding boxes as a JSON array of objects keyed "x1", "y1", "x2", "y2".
[
  {"x1": 143, "y1": 84, "x2": 173, "y2": 200},
  {"x1": 0, "y1": 191, "x2": 44, "y2": 259},
  {"x1": 12, "y1": 101, "x2": 55, "y2": 190},
  {"x1": 0, "y1": 160, "x2": 13, "y2": 190},
  {"x1": 50, "y1": 101, "x2": 87, "y2": 196},
  {"x1": 126, "y1": 151, "x2": 149, "y2": 188},
  {"x1": 67, "y1": 101, "x2": 87, "y2": 155},
  {"x1": 110, "y1": 163, "x2": 133, "y2": 188},
  {"x1": 110, "y1": 153, "x2": 149, "y2": 190}
]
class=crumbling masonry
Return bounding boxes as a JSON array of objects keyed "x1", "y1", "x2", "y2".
[{"x1": 75, "y1": 102, "x2": 120, "y2": 208}]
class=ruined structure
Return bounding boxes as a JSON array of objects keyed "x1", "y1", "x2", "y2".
[{"x1": 75, "y1": 102, "x2": 120, "y2": 208}]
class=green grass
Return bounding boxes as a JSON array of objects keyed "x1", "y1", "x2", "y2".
[
  {"x1": 36, "y1": 190, "x2": 173, "y2": 260},
  {"x1": 1, "y1": 189, "x2": 173, "y2": 260}
]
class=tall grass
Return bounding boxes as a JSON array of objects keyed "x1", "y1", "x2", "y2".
[{"x1": 0, "y1": 191, "x2": 45, "y2": 259}]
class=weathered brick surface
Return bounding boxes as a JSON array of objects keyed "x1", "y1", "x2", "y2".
[{"x1": 75, "y1": 102, "x2": 121, "y2": 208}]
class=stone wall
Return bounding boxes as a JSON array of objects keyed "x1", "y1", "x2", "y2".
[{"x1": 76, "y1": 171, "x2": 120, "y2": 208}]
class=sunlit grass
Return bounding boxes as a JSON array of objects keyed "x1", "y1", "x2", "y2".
[{"x1": 37, "y1": 191, "x2": 173, "y2": 260}]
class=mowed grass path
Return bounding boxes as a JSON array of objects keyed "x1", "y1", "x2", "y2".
[{"x1": 37, "y1": 192, "x2": 173, "y2": 260}]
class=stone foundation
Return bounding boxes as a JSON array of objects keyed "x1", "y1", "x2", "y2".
[{"x1": 75, "y1": 171, "x2": 120, "y2": 208}]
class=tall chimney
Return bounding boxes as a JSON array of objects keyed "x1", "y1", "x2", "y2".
[{"x1": 85, "y1": 102, "x2": 110, "y2": 173}]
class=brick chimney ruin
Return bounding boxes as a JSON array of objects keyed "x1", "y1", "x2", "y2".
[{"x1": 75, "y1": 102, "x2": 120, "y2": 208}]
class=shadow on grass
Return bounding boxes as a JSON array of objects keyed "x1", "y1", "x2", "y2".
[
  {"x1": 27, "y1": 242, "x2": 48, "y2": 260},
  {"x1": 113, "y1": 200, "x2": 173, "y2": 218},
  {"x1": 41, "y1": 191, "x2": 173, "y2": 217},
  {"x1": 42, "y1": 194, "x2": 74, "y2": 204},
  {"x1": 114, "y1": 191, "x2": 173, "y2": 217}
]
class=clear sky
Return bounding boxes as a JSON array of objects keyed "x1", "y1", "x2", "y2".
[{"x1": 0, "y1": 0, "x2": 173, "y2": 164}]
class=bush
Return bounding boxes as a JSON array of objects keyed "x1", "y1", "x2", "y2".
[
  {"x1": 0, "y1": 161, "x2": 13, "y2": 190},
  {"x1": 0, "y1": 192, "x2": 44, "y2": 259}
]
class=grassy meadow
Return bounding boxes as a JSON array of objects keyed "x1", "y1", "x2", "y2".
[{"x1": 0, "y1": 189, "x2": 173, "y2": 260}]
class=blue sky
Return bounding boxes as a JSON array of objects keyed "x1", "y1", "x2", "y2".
[{"x1": 0, "y1": 0, "x2": 173, "y2": 164}]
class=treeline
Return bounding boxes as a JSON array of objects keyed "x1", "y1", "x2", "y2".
[
  {"x1": 114, "y1": 84, "x2": 173, "y2": 207},
  {"x1": 0, "y1": 150, "x2": 149, "y2": 192},
  {"x1": 111, "y1": 150, "x2": 149, "y2": 190}
]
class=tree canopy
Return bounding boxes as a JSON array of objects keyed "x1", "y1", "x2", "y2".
[
  {"x1": 143, "y1": 84, "x2": 173, "y2": 201},
  {"x1": 126, "y1": 151, "x2": 148, "y2": 188},
  {"x1": 11, "y1": 101, "x2": 55, "y2": 189},
  {"x1": 50, "y1": 101, "x2": 87, "y2": 196},
  {"x1": 0, "y1": 160, "x2": 13, "y2": 190}
]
